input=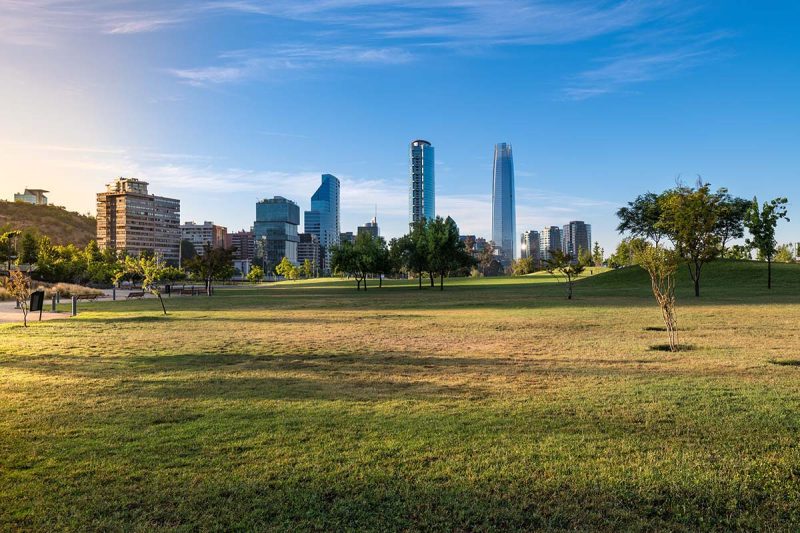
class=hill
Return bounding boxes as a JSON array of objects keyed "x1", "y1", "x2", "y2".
[{"x1": 0, "y1": 200, "x2": 96, "y2": 247}]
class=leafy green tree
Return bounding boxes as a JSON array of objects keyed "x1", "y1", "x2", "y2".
[
  {"x1": 607, "y1": 238, "x2": 646, "y2": 268},
  {"x1": 591, "y1": 242, "x2": 604, "y2": 267},
  {"x1": 372, "y1": 238, "x2": 393, "y2": 288},
  {"x1": 727, "y1": 244, "x2": 752, "y2": 260},
  {"x1": 180, "y1": 239, "x2": 197, "y2": 265},
  {"x1": 616, "y1": 192, "x2": 666, "y2": 245},
  {"x1": 634, "y1": 241, "x2": 680, "y2": 352},
  {"x1": 1, "y1": 230, "x2": 20, "y2": 270},
  {"x1": 330, "y1": 240, "x2": 359, "y2": 287},
  {"x1": 275, "y1": 257, "x2": 297, "y2": 280},
  {"x1": 578, "y1": 247, "x2": 593, "y2": 268},
  {"x1": 774, "y1": 245, "x2": 794, "y2": 263},
  {"x1": 18, "y1": 232, "x2": 39, "y2": 270},
  {"x1": 84, "y1": 239, "x2": 102, "y2": 263},
  {"x1": 301, "y1": 259, "x2": 315, "y2": 278},
  {"x1": 545, "y1": 250, "x2": 585, "y2": 300},
  {"x1": 657, "y1": 183, "x2": 721, "y2": 297},
  {"x1": 744, "y1": 197, "x2": 790, "y2": 289},
  {"x1": 393, "y1": 221, "x2": 431, "y2": 289},
  {"x1": 714, "y1": 191, "x2": 751, "y2": 257},
  {"x1": 246, "y1": 265, "x2": 265, "y2": 283},
  {"x1": 511, "y1": 257, "x2": 535, "y2": 276},
  {"x1": 123, "y1": 255, "x2": 169, "y2": 315},
  {"x1": 426, "y1": 216, "x2": 471, "y2": 290},
  {"x1": 184, "y1": 245, "x2": 236, "y2": 295}
]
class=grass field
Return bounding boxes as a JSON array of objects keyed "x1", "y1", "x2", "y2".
[{"x1": 2, "y1": 261, "x2": 800, "y2": 530}]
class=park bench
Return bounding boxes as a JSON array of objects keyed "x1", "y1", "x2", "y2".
[
  {"x1": 75, "y1": 294, "x2": 101, "y2": 301},
  {"x1": 127, "y1": 291, "x2": 145, "y2": 299}
]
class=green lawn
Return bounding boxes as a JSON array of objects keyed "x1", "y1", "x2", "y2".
[{"x1": 2, "y1": 261, "x2": 800, "y2": 530}]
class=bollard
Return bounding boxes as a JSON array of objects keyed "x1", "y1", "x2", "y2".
[
  {"x1": 112, "y1": 287, "x2": 116, "y2": 301},
  {"x1": 71, "y1": 296, "x2": 77, "y2": 317},
  {"x1": 51, "y1": 294, "x2": 57, "y2": 312}
]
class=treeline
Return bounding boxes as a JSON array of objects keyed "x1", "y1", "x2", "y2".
[
  {"x1": 331, "y1": 216, "x2": 473, "y2": 290},
  {"x1": 615, "y1": 181, "x2": 790, "y2": 294}
]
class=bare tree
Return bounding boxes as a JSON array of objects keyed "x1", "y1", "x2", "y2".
[{"x1": 635, "y1": 242, "x2": 679, "y2": 351}]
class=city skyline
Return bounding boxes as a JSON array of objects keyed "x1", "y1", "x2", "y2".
[{"x1": 1, "y1": 1, "x2": 798, "y2": 252}]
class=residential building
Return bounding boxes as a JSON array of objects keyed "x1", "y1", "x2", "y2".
[
  {"x1": 225, "y1": 230, "x2": 255, "y2": 261},
  {"x1": 297, "y1": 233, "x2": 321, "y2": 275},
  {"x1": 491, "y1": 143, "x2": 516, "y2": 263},
  {"x1": 562, "y1": 221, "x2": 592, "y2": 260},
  {"x1": 521, "y1": 230, "x2": 540, "y2": 261},
  {"x1": 96, "y1": 177, "x2": 180, "y2": 264},
  {"x1": 357, "y1": 217, "x2": 380, "y2": 238},
  {"x1": 14, "y1": 188, "x2": 48, "y2": 205},
  {"x1": 180, "y1": 221, "x2": 227, "y2": 256},
  {"x1": 540, "y1": 226, "x2": 563, "y2": 261},
  {"x1": 304, "y1": 174, "x2": 340, "y2": 272},
  {"x1": 254, "y1": 196, "x2": 300, "y2": 268},
  {"x1": 409, "y1": 139, "x2": 435, "y2": 224},
  {"x1": 340, "y1": 231, "x2": 355, "y2": 244}
]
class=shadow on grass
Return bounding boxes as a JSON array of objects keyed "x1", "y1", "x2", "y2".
[{"x1": 768, "y1": 359, "x2": 800, "y2": 367}]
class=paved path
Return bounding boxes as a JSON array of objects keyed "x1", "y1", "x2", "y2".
[{"x1": 0, "y1": 300, "x2": 70, "y2": 324}]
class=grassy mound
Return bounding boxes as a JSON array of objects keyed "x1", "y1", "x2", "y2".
[{"x1": 0, "y1": 200, "x2": 96, "y2": 246}]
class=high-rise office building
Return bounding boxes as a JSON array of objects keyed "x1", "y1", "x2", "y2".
[
  {"x1": 304, "y1": 174, "x2": 340, "y2": 273},
  {"x1": 226, "y1": 230, "x2": 255, "y2": 261},
  {"x1": 297, "y1": 233, "x2": 321, "y2": 275},
  {"x1": 96, "y1": 177, "x2": 180, "y2": 264},
  {"x1": 562, "y1": 221, "x2": 592, "y2": 260},
  {"x1": 340, "y1": 231, "x2": 355, "y2": 244},
  {"x1": 491, "y1": 143, "x2": 516, "y2": 263},
  {"x1": 254, "y1": 196, "x2": 300, "y2": 268},
  {"x1": 357, "y1": 217, "x2": 380, "y2": 238},
  {"x1": 180, "y1": 221, "x2": 227, "y2": 256},
  {"x1": 521, "y1": 230, "x2": 540, "y2": 261},
  {"x1": 409, "y1": 139, "x2": 435, "y2": 224},
  {"x1": 540, "y1": 226, "x2": 563, "y2": 261}
]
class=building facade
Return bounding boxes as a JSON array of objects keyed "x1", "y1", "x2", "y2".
[
  {"x1": 304, "y1": 174, "x2": 340, "y2": 273},
  {"x1": 562, "y1": 221, "x2": 592, "y2": 260},
  {"x1": 225, "y1": 230, "x2": 255, "y2": 261},
  {"x1": 357, "y1": 217, "x2": 380, "y2": 238},
  {"x1": 180, "y1": 221, "x2": 227, "y2": 256},
  {"x1": 96, "y1": 177, "x2": 180, "y2": 264},
  {"x1": 14, "y1": 188, "x2": 48, "y2": 205},
  {"x1": 521, "y1": 230, "x2": 540, "y2": 261},
  {"x1": 410, "y1": 139, "x2": 435, "y2": 224},
  {"x1": 491, "y1": 143, "x2": 516, "y2": 263},
  {"x1": 254, "y1": 196, "x2": 300, "y2": 268},
  {"x1": 297, "y1": 233, "x2": 321, "y2": 275},
  {"x1": 540, "y1": 226, "x2": 563, "y2": 261},
  {"x1": 340, "y1": 231, "x2": 355, "y2": 244}
]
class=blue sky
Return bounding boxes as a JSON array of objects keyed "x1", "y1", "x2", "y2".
[{"x1": 1, "y1": 0, "x2": 798, "y2": 252}]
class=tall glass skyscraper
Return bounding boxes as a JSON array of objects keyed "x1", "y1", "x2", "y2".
[
  {"x1": 562, "y1": 221, "x2": 592, "y2": 260},
  {"x1": 491, "y1": 142, "x2": 516, "y2": 262},
  {"x1": 304, "y1": 174, "x2": 340, "y2": 272},
  {"x1": 409, "y1": 139, "x2": 435, "y2": 224},
  {"x1": 254, "y1": 196, "x2": 300, "y2": 269}
]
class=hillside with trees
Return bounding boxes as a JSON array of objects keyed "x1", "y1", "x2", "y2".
[{"x1": 0, "y1": 200, "x2": 96, "y2": 247}]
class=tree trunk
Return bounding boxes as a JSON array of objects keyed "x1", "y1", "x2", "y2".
[
  {"x1": 418, "y1": 274, "x2": 422, "y2": 289},
  {"x1": 363, "y1": 274, "x2": 368, "y2": 291},
  {"x1": 440, "y1": 273, "x2": 444, "y2": 291},
  {"x1": 689, "y1": 262, "x2": 701, "y2": 297},
  {"x1": 379, "y1": 275, "x2": 383, "y2": 288},
  {"x1": 429, "y1": 272, "x2": 434, "y2": 287},
  {"x1": 157, "y1": 293, "x2": 167, "y2": 315},
  {"x1": 768, "y1": 257, "x2": 772, "y2": 289}
]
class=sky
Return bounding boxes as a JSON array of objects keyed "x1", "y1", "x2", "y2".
[{"x1": 1, "y1": 0, "x2": 799, "y2": 254}]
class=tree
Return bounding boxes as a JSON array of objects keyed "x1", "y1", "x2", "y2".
[
  {"x1": 301, "y1": 259, "x2": 315, "y2": 278},
  {"x1": 330, "y1": 240, "x2": 360, "y2": 288},
  {"x1": 180, "y1": 240, "x2": 197, "y2": 265},
  {"x1": 591, "y1": 241, "x2": 604, "y2": 267},
  {"x1": 426, "y1": 216, "x2": 471, "y2": 290},
  {"x1": 184, "y1": 245, "x2": 236, "y2": 295},
  {"x1": 545, "y1": 250, "x2": 585, "y2": 300},
  {"x1": 657, "y1": 183, "x2": 721, "y2": 297},
  {"x1": 372, "y1": 238, "x2": 393, "y2": 288},
  {"x1": 246, "y1": 265, "x2": 265, "y2": 283},
  {"x1": 607, "y1": 238, "x2": 646, "y2": 269},
  {"x1": 616, "y1": 192, "x2": 665, "y2": 245},
  {"x1": 728, "y1": 244, "x2": 752, "y2": 260},
  {"x1": 274, "y1": 257, "x2": 300, "y2": 281},
  {"x1": 0, "y1": 230, "x2": 20, "y2": 270},
  {"x1": 478, "y1": 240, "x2": 498, "y2": 276},
  {"x1": 8, "y1": 270, "x2": 32, "y2": 327},
  {"x1": 714, "y1": 191, "x2": 751, "y2": 257},
  {"x1": 18, "y1": 232, "x2": 39, "y2": 270},
  {"x1": 397, "y1": 221, "x2": 431, "y2": 289},
  {"x1": 123, "y1": 255, "x2": 169, "y2": 315},
  {"x1": 775, "y1": 245, "x2": 794, "y2": 264},
  {"x1": 744, "y1": 197, "x2": 790, "y2": 289},
  {"x1": 578, "y1": 247, "x2": 593, "y2": 268},
  {"x1": 511, "y1": 257, "x2": 535, "y2": 276},
  {"x1": 634, "y1": 242, "x2": 680, "y2": 352}
]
